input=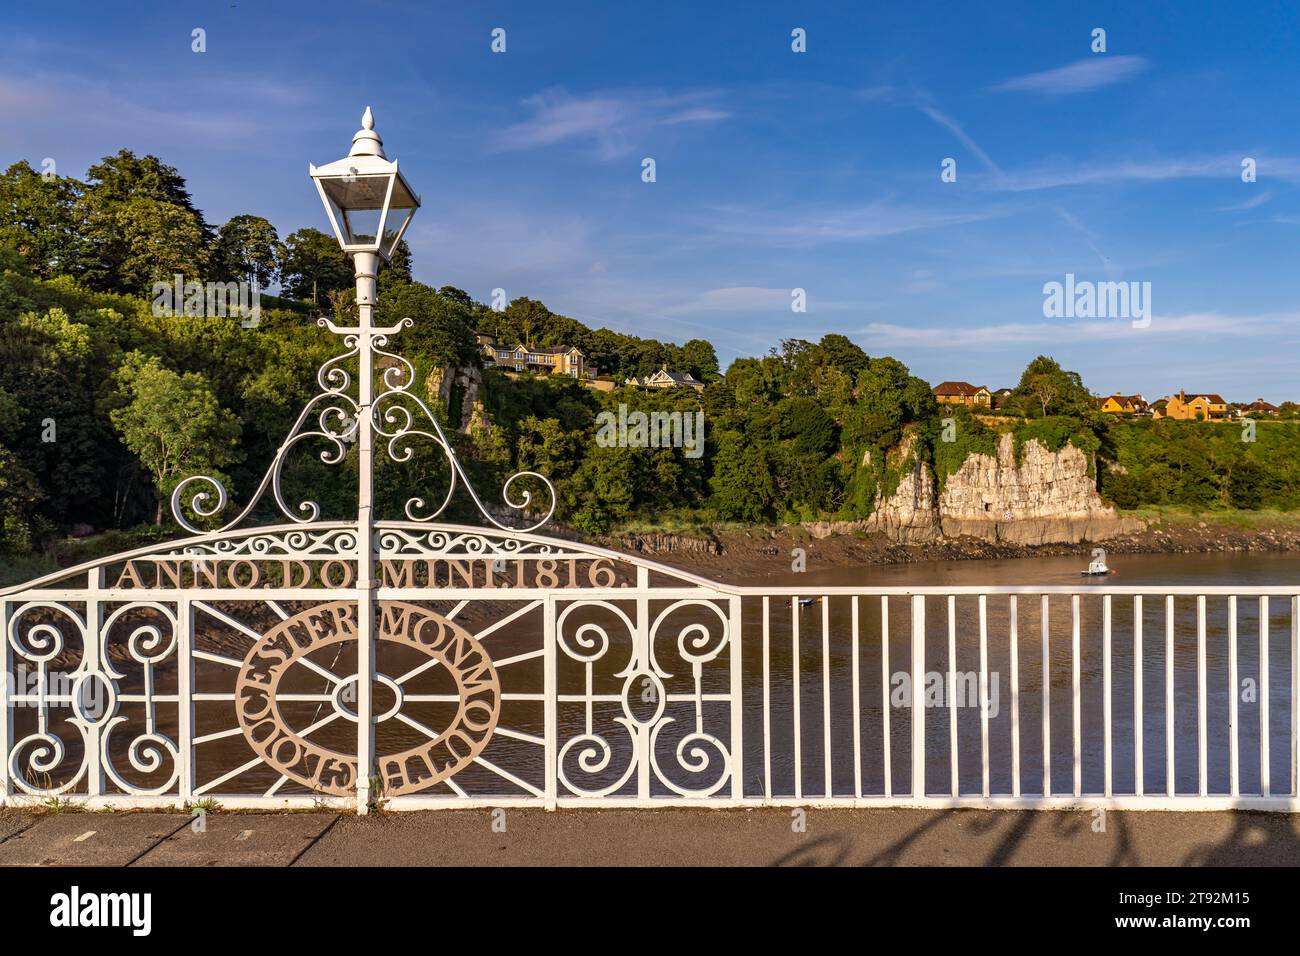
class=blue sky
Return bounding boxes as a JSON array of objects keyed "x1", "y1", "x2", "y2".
[{"x1": 4, "y1": 0, "x2": 1300, "y2": 399}]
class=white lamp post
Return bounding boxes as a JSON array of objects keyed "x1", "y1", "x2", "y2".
[
  {"x1": 310, "y1": 107, "x2": 420, "y2": 813},
  {"x1": 310, "y1": 106, "x2": 420, "y2": 268}
]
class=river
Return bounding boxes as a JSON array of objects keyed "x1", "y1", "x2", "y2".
[
  {"x1": 7, "y1": 549, "x2": 1299, "y2": 801},
  {"x1": 723, "y1": 550, "x2": 1300, "y2": 800}
]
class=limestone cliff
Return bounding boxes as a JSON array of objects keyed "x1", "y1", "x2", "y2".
[
  {"x1": 426, "y1": 365, "x2": 490, "y2": 436},
  {"x1": 805, "y1": 432, "x2": 1142, "y2": 545},
  {"x1": 937, "y1": 433, "x2": 1142, "y2": 545},
  {"x1": 864, "y1": 432, "x2": 937, "y2": 543}
]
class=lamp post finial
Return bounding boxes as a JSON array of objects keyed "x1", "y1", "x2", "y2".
[{"x1": 350, "y1": 106, "x2": 384, "y2": 158}]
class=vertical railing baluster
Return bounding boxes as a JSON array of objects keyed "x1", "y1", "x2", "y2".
[
  {"x1": 851, "y1": 596, "x2": 862, "y2": 799},
  {"x1": 882, "y1": 596, "x2": 892, "y2": 798},
  {"x1": 1166, "y1": 594, "x2": 1175, "y2": 798},
  {"x1": 1072, "y1": 593, "x2": 1081, "y2": 799},
  {"x1": 1010, "y1": 595, "x2": 1020, "y2": 799},
  {"x1": 729, "y1": 596, "x2": 743, "y2": 802},
  {"x1": 948, "y1": 595, "x2": 958, "y2": 797},
  {"x1": 86, "y1": 568, "x2": 105, "y2": 800},
  {"x1": 636, "y1": 567, "x2": 651, "y2": 802},
  {"x1": 543, "y1": 596, "x2": 558, "y2": 809},
  {"x1": 1103, "y1": 593, "x2": 1112, "y2": 798},
  {"x1": 1228, "y1": 595, "x2": 1238, "y2": 798},
  {"x1": 762, "y1": 596, "x2": 771, "y2": 801},
  {"x1": 792, "y1": 596, "x2": 802, "y2": 801},
  {"x1": 1197, "y1": 595, "x2": 1208, "y2": 797},
  {"x1": 179, "y1": 598, "x2": 195, "y2": 806},
  {"x1": 1261, "y1": 595, "x2": 1270, "y2": 797},
  {"x1": 979, "y1": 594, "x2": 990, "y2": 799},
  {"x1": 911, "y1": 594, "x2": 926, "y2": 799},
  {"x1": 1041, "y1": 594, "x2": 1051, "y2": 799},
  {"x1": 821, "y1": 597, "x2": 832, "y2": 798},
  {"x1": 0, "y1": 599, "x2": 7, "y2": 802},
  {"x1": 1291, "y1": 596, "x2": 1298, "y2": 798},
  {"x1": 1134, "y1": 595, "x2": 1143, "y2": 797}
]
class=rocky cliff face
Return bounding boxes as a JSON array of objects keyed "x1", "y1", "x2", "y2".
[
  {"x1": 937, "y1": 433, "x2": 1142, "y2": 544},
  {"x1": 864, "y1": 433, "x2": 937, "y2": 543},
  {"x1": 805, "y1": 432, "x2": 1143, "y2": 545},
  {"x1": 426, "y1": 365, "x2": 489, "y2": 436}
]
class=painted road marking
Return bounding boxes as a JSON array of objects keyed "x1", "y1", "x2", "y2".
[{"x1": 74, "y1": 831, "x2": 96, "y2": 843}]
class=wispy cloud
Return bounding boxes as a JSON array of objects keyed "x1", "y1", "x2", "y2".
[
  {"x1": 700, "y1": 200, "x2": 1002, "y2": 246},
  {"x1": 1054, "y1": 207, "x2": 1115, "y2": 274},
  {"x1": 992, "y1": 155, "x2": 1300, "y2": 192},
  {"x1": 0, "y1": 70, "x2": 314, "y2": 151},
  {"x1": 856, "y1": 85, "x2": 897, "y2": 102},
  {"x1": 862, "y1": 311, "x2": 1295, "y2": 348},
  {"x1": 489, "y1": 88, "x2": 729, "y2": 158},
  {"x1": 405, "y1": 201, "x2": 598, "y2": 283},
  {"x1": 919, "y1": 105, "x2": 1002, "y2": 176},
  {"x1": 988, "y1": 55, "x2": 1150, "y2": 95},
  {"x1": 916, "y1": 97, "x2": 1128, "y2": 279},
  {"x1": 1218, "y1": 190, "x2": 1272, "y2": 211},
  {"x1": 665, "y1": 286, "x2": 791, "y2": 314}
]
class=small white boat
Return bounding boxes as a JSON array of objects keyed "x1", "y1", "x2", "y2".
[
  {"x1": 1081, "y1": 555, "x2": 1112, "y2": 576},
  {"x1": 797, "y1": 597, "x2": 815, "y2": 608}
]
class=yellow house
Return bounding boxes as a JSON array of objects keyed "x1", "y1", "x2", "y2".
[
  {"x1": 1100, "y1": 393, "x2": 1148, "y2": 414},
  {"x1": 480, "y1": 336, "x2": 592, "y2": 380},
  {"x1": 933, "y1": 381, "x2": 991, "y2": 407},
  {"x1": 1161, "y1": 390, "x2": 1228, "y2": 421}
]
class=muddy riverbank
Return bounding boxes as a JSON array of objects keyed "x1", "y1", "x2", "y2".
[{"x1": 607, "y1": 515, "x2": 1300, "y2": 583}]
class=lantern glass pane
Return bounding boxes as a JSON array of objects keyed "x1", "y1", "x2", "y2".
[
  {"x1": 382, "y1": 206, "x2": 416, "y2": 259},
  {"x1": 319, "y1": 173, "x2": 394, "y2": 246},
  {"x1": 388, "y1": 175, "x2": 418, "y2": 211},
  {"x1": 341, "y1": 207, "x2": 384, "y2": 247}
]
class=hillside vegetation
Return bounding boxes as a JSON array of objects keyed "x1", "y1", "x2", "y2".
[{"x1": 0, "y1": 150, "x2": 1291, "y2": 556}]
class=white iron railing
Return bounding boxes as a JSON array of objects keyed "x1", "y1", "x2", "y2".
[
  {"x1": 724, "y1": 586, "x2": 1299, "y2": 810},
  {"x1": 2, "y1": 523, "x2": 1297, "y2": 811}
]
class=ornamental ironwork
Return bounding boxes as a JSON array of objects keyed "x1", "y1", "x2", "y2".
[{"x1": 2, "y1": 112, "x2": 1295, "y2": 815}]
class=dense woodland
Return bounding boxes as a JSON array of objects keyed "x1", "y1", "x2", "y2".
[{"x1": 0, "y1": 150, "x2": 1295, "y2": 556}]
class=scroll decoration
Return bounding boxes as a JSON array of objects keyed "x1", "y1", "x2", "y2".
[{"x1": 170, "y1": 316, "x2": 555, "y2": 534}]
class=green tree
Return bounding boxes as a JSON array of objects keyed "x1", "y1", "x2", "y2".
[
  {"x1": 385, "y1": 240, "x2": 413, "y2": 284},
  {"x1": 77, "y1": 150, "x2": 211, "y2": 294},
  {"x1": 709, "y1": 432, "x2": 777, "y2": 522},
  {"x1": 109, "y1": 353, "x2": 243, "y2": 523},
  {"x1": 780, "y1": 397, "x2": 838, "y2": 456},
  {"x1": 505, "y1": 297, "x2": 552, "y2": 348},
  {"x1": 376, "y1": 280, "x2": 478, "y2": 368},
  {"x1": 110, "y1": 199, "x2": 209, "y2": 294},
  {"x1": 210, "y1": 215, "x2": 283, "y2": 288},
  {"x1": 677, "y1": 338, "x2": 720, "y2": 380},
  {"x1": 0, "y1": 385, "x2": 43, "y2": 551},
  {"x1": 1010, "y1": 355, "x2": 1092, "y2": 418},
  {"x1": 279, "y1": 228, "x2": 353, "y2": 306},
  {"x1": 857, "y1": 356, "x2": 934, "y2": 420},
  {"x1": 438, "y1": 286, "x2": 474, "y2": 308},
  {"x1": 83, "y1": 150, "x2": 206, "y2": 225},
  {"x1": 817, "y1": 333, "x2": 870, "y2": 379},
  {"x1": 0, "y1": 306, "x2": 116, "y2": 527},
  {"x1": 0, "y1": 161, "x2": 87, "y2": 280}
]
